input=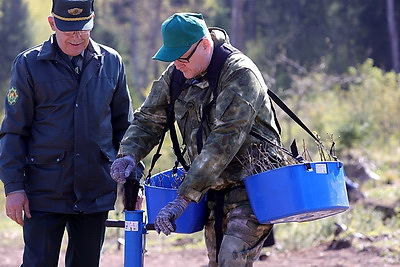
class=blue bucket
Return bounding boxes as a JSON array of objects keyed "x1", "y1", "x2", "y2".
[
  {"x1": 244, "y1": 161, "x2": 349, "y2": 224},
  {"x1": 144, "y1": 168, "x2": 207, "y2": 234}
]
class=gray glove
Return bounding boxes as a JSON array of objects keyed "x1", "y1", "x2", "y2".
[
  {"x1": 110, "y1": 155, "x2": 135, "y2": 184},
  {"x1": 154, "y1": 195, "x2": 190, "y2": 235}
]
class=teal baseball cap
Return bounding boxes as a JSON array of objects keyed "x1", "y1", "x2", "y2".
[{"x1": 153, "y1": 13, "x2": 208, "y2": 62}]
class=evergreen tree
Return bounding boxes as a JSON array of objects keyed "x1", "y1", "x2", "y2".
[{"x1": 0, "y1": 0, "x2": 32, "y2": 113}]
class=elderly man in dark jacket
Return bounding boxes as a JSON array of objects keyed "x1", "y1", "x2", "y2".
[{"x1": 0, "y1": 0, "x2": 137, "y2": 266}]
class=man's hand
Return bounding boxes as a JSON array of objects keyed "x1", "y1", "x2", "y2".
[
  {"x1": 154, "y1": 195, "x2": 190, "y2": 235},
  {"x1": 6, "y1": 192, "x2": 31, "y2": 226},
  {"x1": 110, "y1": 155, "x2": 135, "y2": 184}
]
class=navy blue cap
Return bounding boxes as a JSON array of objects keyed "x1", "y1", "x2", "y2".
[{"x1": 52, "y1": 0, "x2": 94, "y2": 31}]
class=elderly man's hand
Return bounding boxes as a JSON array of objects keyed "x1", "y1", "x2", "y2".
[
  {"x1": 6, "y1": 191, "x2": 31, "y2": 226},
  {"x1": 154, "y1": 195, "x2": 190, "y2": 235},
  {"x1": 110, "y1": 155, "x2": 135, "y2": 184}
]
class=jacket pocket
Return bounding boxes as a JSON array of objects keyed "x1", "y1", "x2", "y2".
[
  {"x1": 27, "y1": 149, "x2": 66, "y2": 165},
  {"x1": 174, "y1": 99, "x2": 189, "y2": 121},
  {"x1": 25, "y1": 149, "x2": 66, "y2": 196}
]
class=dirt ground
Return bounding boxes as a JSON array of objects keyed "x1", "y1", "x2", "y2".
[
  {"x1": 101, "y1": 243, "x2": 398, "y2": 267},
  {"x1": 1, "y1": 238, "x2": 397, "y2": 267}
]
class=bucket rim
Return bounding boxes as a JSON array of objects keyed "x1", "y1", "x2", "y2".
[
  {"x1": 144, "y1": 184, "x2": 179, "y2": 191},
  {"x1": 145, "y1": 166, "x2": 186, "y2": 188},
  {"x1": 243, "y1": 160, "x2": 343, "y2": 181},
  {"x1": 261, "y1": 206, "x2": 349, "y2": 224}
]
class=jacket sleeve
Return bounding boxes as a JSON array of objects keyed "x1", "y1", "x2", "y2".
[
  {"x1": 177, "y1": 68, "x2": 267, "y2": 202},
  {"x1": 118, "y1": 65, "x2": 174, "y2": 162},
  {"x1": 0, "y1": 55, "x2": 34, "y2": 194}
]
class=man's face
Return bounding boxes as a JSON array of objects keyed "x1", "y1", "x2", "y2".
[
  {"x1": 174, "y1": 38, "x2": 211, "y2": 79},
  {"x1": 48, "y1": 16, "x2": 91, "y2": 57}
]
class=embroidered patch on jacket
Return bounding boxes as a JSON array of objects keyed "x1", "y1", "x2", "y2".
[{"x1": 7, "y1": 87, "x2": 19, "y2": 106}]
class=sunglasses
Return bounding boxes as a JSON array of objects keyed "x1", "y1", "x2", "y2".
[
  {"x1": 61, "y1": 30, "x2": 91, "y2": 37},
  {"x1": 176, "y1": 39, "x2": 203, "y2": 63}
]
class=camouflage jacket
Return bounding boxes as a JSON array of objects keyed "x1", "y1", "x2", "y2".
[{"x1": 119, "y1": 28, "x2": 281, "y2": 203}]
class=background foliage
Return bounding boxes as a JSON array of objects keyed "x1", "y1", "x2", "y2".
[
  {"x1": 0, "y1": 0, "x2": 399, "y2": 260},
  {"x1": 0, "y1": 0, "x2": 397, "y2": 196},
  {"x1": 0, "y1": 0, "x2": 397, "y2": 172}
]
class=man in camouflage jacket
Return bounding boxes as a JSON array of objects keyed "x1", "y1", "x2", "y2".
[{"x1": 111, "y1": 12, "x2": 284, "y2": 266}]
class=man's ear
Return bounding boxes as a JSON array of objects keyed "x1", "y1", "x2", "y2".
[
  {"x1": 202, "y1": 37, "x2": 213, "y2": 53},
  {"x1": 48, "y1": 16, "x2": 56, "y2": 31}
]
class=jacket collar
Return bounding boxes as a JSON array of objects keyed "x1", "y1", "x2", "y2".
[
  {"x1": 209, "y1": 27, "x2": 230, "y2": 47},
  {"x1": 37, "y1": 34, "x2": 103, "y2": 61}
]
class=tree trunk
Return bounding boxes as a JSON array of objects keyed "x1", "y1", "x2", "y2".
[
  {"x1": 130, "y1": 0, "x2": 139, "y2": 90},
  {"x1": 231, "y1": 0, "x2": 245, "y2": 50},
  {"x1": 246, "y1": 0, "x2": 256, "y2": 41},
  {"x1": 386, "y1": 0, "x2": 399, "y2": 72},
  {"x1": 150, "y1": 0, "x2": 163, "y2": 83}
]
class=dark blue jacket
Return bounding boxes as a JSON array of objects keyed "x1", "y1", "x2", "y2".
[{"x1": 0, "y1": 34, "x2": 133, "y2": 213}]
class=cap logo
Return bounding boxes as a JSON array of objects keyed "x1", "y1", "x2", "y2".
[{"x1": 68, "y1": 8, "x2": 83, "y2": 16}]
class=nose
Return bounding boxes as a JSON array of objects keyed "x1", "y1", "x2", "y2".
[{"x1": 73, "y1": 32, "x2": 84, "y2": 38}]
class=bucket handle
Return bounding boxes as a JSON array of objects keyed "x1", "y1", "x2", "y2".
[{"x1": 304, "y1": 162, "x2": 313, "y2": 172}]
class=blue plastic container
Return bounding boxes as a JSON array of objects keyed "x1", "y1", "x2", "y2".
[
  {"x1": 144, "y1": 168, "x2": 207, "y2": 233},
  {"x1": 244, "y1": 161, "x2": 349, "y2": 224}
]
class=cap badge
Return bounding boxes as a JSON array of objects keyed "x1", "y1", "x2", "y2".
[{"x1": 68, "y1": 8, "x2": 83, "y2": 16}]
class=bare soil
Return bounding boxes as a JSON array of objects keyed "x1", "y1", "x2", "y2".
[
  {"x1": 1, "y1": 238, "x2": 397, "y2": 267},
  {"x1": 101, "y1": 242, "x2": 399, "y2": 267}
]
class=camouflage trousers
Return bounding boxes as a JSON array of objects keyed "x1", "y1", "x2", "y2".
[{"x1": 204, "y1": 186, "x2": 273, "y2": 267}]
